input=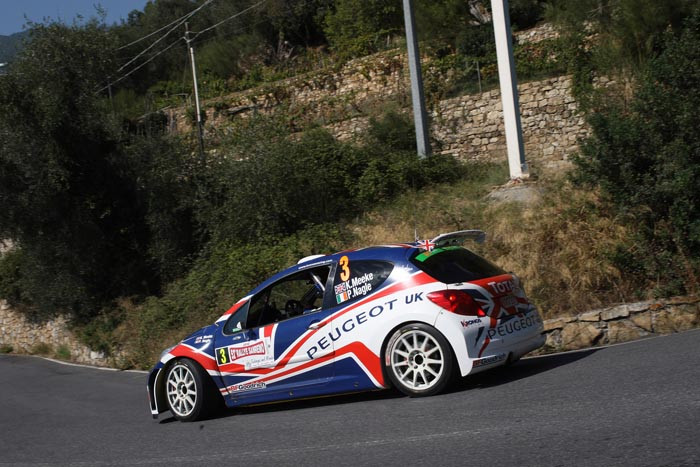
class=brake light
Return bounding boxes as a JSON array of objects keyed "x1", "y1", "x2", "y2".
[{"x1": 427, "y1": 290, "x2": 486, "y2": 317}]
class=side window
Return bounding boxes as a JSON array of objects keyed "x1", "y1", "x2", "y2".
[
  {"x1": 332, "y1": 258, "x2": 393, "y2": 306},
  {"x1": 245, "y1": 266, "x2": 330, "y2": 329},
  {"x1": 223, "y1": 303, "x2": 249, "y2": 335}
]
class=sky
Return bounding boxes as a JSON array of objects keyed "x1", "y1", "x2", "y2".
[{"x1": 0, "y1": 0, "x2": 150, "y2": 36}]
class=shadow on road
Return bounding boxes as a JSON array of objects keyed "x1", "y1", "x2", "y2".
[
  {"x1": 447, "y1": 348, "x2": 599, "y2": 393},
  {"x1": 159, "y1": 348, "x2": 598, "y2": 423},
  {"x1": 158, "y1": 388, "x2": 403, "y2": 423}
]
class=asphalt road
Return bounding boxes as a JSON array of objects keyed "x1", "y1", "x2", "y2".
[{"x1": 1, "y1": 330, "x2": 699, "y2": 467}]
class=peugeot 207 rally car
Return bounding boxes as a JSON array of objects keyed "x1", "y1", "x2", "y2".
[{"x1": 147, "y1": 230, "x2": 545, "y2": 421}]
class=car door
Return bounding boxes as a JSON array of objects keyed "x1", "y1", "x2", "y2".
[{"x1": 213, "y1": 264, "x2": 336, "y2": 402}]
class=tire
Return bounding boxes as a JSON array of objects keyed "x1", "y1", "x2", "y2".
[
  {"x1": 384, "y1": 323, "x2": 455, "y2": 397},
  {"x1": 165, "y1": 359, "x2": 220, "y2": 422}
]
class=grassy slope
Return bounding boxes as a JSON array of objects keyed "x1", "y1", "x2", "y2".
[
  {"x1": 346, "y1": 163, "x2": 636, "y2": 320},
  {"x1": 87, "y1": 160, "x2": 641, "y2": 369}
]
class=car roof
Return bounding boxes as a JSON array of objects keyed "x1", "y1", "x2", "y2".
[
  {"x1": 251, "y1": 244, "x2": 420, "y2": 293},
  {"x1": 307, "y1": 243, "x2": 419, "y2": 264}
]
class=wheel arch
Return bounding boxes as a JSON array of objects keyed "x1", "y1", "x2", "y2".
[
  {"x1": 150, "y1": 359, "x2": 176, "y2": 418},
  {"x1": 153, "y1": 355, "x2": 224, "y2": 419}
]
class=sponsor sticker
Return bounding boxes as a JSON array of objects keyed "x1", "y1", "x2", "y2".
[
  {"x1": 487, "y1": 313, "x2": 542, "y2": 339},
  {"x1": 226, "y1": 381, "x2": 267, "y2": 393},
  {"x1": 194, "y1": 334, "x2": 213, "y2": 344},
  {"x1": 216, "y1": 338, "x2": 274, "y2": 369},
  {"x1": 460, "y1": 318, "x2": 483, "y2": 328},
  {"x1": 229, "y1": 341, "x2": 266, "y2": 361},
  {"x1": 472, "y1": 353, "x2": 507, "y2": 368},
  {"x1": 334, "y1": 272, "x2": 375, "y2": 304}
]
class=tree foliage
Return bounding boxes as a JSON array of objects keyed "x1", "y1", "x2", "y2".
[
  {"x1": 0, "y1": 22, "x2": 201, "y2": 319},
  {"x1": 0, "y1": 20, "x2": 464, "y2": 323},
  {"x1": 548, "y1": 0, "x2": 696, "y2": 81},
  {"x1": 573, "y1": 10, "x2": 700, "y2": 295},
  {"x1": 323, "y1": 0, "x2": 404, "y2": 59},
  {"x1": 0, "y1": 22, "x2": 146, "y2": 318},
  {"x1": 197, "y1": 113, "x2": 462, "y2": 244}
]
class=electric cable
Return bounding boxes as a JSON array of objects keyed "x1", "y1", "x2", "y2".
[
  {"x1": 116, "y1": 0, "x2": 214, "y2": 73},
  {"x1": 97, "y1": 37, "x2": 184, "y2": 93},
  {"x1": 191, "y1": 0, "x2": 267, "y2": 40}
]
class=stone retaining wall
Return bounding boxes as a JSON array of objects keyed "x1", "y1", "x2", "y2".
[
  {"x1": 538, "y1": 296, "x2": 700, "y2": 353},
  {"x1": 514, "y1": 23, "x2": 559, "y2": 44},
  {"x1": 1, "y1": 296, "x2": 698, "y2": 368},
  {"x1": 431, "y1": 75, "x2": 585, "y2": 171},
  {"x1": 165, "y1": 24, "x2": 584, "y2": 173},
  {"x1": 0, "y1": 300, "x2": 115, "y2": 366}
]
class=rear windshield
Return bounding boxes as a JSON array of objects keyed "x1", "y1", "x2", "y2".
[{"x1": 411, "y1": 246, "x2": 505, "y2": 283}]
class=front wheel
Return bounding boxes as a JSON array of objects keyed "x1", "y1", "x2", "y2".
[
  {"x1": 384, "y1": 323, "x2": 455, "y2": 397},
  {"x1": 165, "y1": 359, "x2": 219, "y2": 422}
]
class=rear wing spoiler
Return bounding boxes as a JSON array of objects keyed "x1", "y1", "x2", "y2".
[{"x1": 430, "y1": 230, "x2": 486, "y2": 248}]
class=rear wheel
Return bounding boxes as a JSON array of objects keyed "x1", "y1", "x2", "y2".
[
  {"x1": 384, "y1": 323, "x2": 454, "y2": 397},
  {"x1": 165, "y1": 359, "x2": 219, "y2": 422}
]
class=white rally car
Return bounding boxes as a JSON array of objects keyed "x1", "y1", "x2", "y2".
[{"x1": 148, "y1": 231, "x2": 545, "y2": 421}]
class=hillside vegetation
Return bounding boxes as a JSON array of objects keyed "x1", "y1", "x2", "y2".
[{"x1": 0, "y1": 0, "x2": 698, "y2": 367}]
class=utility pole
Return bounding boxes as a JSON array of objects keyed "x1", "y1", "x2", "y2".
[
  {"x1": 185, "y1": 22, "x2": 205, "y2": 158},
  {"x1": 402, "y1": 0, "x2": 431, "y2": 158},
  {"x1": 491, "y1": 0, "x2": 528, "y2": 179}
]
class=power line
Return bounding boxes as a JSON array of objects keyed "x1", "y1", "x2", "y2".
[
  {"x1": 99, "y1": 0, "x2": 267, "y2": 95},
  {"x1": 116, "y1": 0, "x2": 215, "y2": 73},
  {"x1": 117, "y1": 14, "x2": 191, "y2": 51},
  {"x1": 97, "y1": 37, "x2": 184, "y2": 93},
  {"x1": 191, "y1": 0, "x2": 267, "y2": 40},
  {"x1": 117, "y1": 0, "x2": 216, "y2": 51},
  {"x1": 191, "y1": 16, "x2": 268, "y2": 47}
]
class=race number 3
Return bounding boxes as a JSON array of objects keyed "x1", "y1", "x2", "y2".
[
  {"x1": 339, "y1": 255, "x2": 350, "y2": 281},
  {"x1": 216, "y1": 347, "x2": 228, "y2": 365}
]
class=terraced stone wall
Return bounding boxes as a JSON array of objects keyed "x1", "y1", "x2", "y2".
[{"x1": 166, "y1": 24, "x2": 584, "y2": 174}]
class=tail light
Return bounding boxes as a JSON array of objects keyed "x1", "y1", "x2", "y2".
[{"x1": 427, "y1": 290, "x2": 486, "y2": 317}]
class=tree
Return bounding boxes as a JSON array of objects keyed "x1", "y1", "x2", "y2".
[
  {"x1": 549, "y1": 0, "x2": 696, "y2": 75},
  {"x1": 324, "y1": 0, "x2": 404, "y2": 59},
  {"x1": 573, "y1": 9, "x2": 700, "y2": 295},
  {"x1": 0, "y1": 22, "x2": 156, "y2": 319}
]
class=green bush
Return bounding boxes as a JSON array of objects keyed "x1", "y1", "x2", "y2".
[
  {"x1": 509, "y1": 0, "x2": 548, "y2": 30},
  {"x1": 127, "y1": 224, "x2": 351, "y2": 368},
  {"x1": 573, "y1": 10, "x2": 700, "y2": 296},
  {"x1": 324, "y1": 0, "x2": 403, "y2": 59},
  {"x1": 198, "y1": 113, "x2": 462, "y2": 244},
  {"x1": 0, "y1": 249, "x2": 25, "y2": 307},
  {"x1": 456, "y1": 24, "x2": 495, "y2": 58},
  {"x1": 31, "y1": 343, "x2": 52, "y2": 356},
  {"x1": 515, "y1": 38, "x2": 567, "y2": 79},
  {"x1": 55, "y1": 345, "x2": 72, "y2": 361}
]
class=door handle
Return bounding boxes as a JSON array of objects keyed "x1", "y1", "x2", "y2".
[{"x1": 307, "y1": 321, "x2": 324, "y2": 330}]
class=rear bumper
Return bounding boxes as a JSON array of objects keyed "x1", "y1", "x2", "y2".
[{"x1": 436, "y1": 306, "x2": 545, "y2": 376}]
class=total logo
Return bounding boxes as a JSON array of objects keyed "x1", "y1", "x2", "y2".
[{"x1": 487, "y1": 279, "x2": 517, "y2": 294}]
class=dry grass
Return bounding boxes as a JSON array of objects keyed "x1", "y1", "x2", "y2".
[{"x1": 347, "y1": 168, "x2": 638, "y2": 319}]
